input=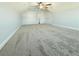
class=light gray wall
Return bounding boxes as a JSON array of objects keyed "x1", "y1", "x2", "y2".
[
  {"x1": 46, "y1": 8, "x2": 79, "y2": 30},
  {"x1": 22, "y1": 7, "x2": 47, "y2": 25},
  {"x1": 22, "y1": 4, "x2": 79, "y2": 30},
  {"x1": 0, "y1": 7, "x2": 21, "y2": 44},
  {"x1": 22, "y1": 11, "x2": 39, "y2": 25}
]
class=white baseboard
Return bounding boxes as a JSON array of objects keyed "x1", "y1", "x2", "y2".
[
  {"x1": 0, "y1": 26, "x2": 20, "y2": 50},
  {"x1": 52, "y1": 24, "x2": 79, "y2": 31}
]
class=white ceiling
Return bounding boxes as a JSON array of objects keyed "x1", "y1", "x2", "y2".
[
  {"x1": 0, "y1": 2, "x2": 32, "y2": 13},
  {"x1": 0, "y1": 2, "x2": 79, "y2": 13}
]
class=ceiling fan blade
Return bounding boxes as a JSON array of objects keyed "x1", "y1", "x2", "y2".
[
  {"x1": 38, "y1": 2, "x2": 42, "y2": 4},
  {"x1": 47, "y1": 4, "x2": 52, "y2": 6}
]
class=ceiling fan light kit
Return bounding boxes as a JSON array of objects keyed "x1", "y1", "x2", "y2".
[{"x1": 36, "y1": 2, "x2": 52, "y2": 10}]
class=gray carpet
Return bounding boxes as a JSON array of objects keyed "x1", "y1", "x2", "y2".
[{"x1": 0, "y1": 24, "x2": 79, "y2": 56}]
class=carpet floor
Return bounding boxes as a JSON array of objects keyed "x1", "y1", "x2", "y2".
[{"x1": 0, "y1": 24, "x2": 79, "y2": 56}]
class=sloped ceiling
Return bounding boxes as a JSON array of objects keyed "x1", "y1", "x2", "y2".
[{"x1": 0, "y1": 2, "x2": 79, "y2": 13}]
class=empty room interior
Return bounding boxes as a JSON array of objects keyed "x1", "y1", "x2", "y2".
[{"x1": 0, "y1": 2, "x2": 79, "y2": 56}]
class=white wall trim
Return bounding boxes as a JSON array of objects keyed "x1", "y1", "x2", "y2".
[
  {"x1": 52, "y1": 24, "x2": 79, "y2": 31},
  {"x1": 0, "y1": 26, "x2": 20, "y2": 50}
]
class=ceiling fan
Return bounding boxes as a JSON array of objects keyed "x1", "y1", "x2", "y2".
[{"x1": 36, "y1": 2, "x2": 52, "y2": 10}]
